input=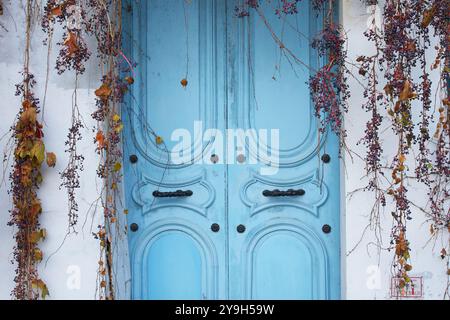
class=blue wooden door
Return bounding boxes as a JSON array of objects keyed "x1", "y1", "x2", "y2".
[{"x1": 123, "y1": 0, "x2": 340, "y2": 300}]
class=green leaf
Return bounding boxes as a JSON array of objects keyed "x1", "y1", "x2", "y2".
[
  {"x1": 41, "y1": 284, "x2": 50, "y2": 300},
  {"x1": 31, "y1": 140, "x2": 45, "y2": 164},
  {"x1": 31, "y1": 279, "x2": 50, "y2": 300}
]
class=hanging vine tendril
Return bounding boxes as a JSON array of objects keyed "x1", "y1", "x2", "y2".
[{"x1": 8, "y1": 0, "x2": 53, "y2": 300}]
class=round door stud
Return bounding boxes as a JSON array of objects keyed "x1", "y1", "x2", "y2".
[
  {"x1": 322, "y1": 224, "x2": 332, "y2": 234},
  {"x1": 129, "y1": 154, "x2": 138, "y2": 164},
  {"x1": 210, "y1": 154, "x2": 219, "y2": 164},
  {"x1": 211, "y1": 223, "x2": 220, "y2": 233},
  {"x1": 236, "y1": 154, "x2": 246, "y2": 164},
  {"x1": 130, "y1": 223, "x2": 139, "y2": 232},
  {"x1": 321, "y1": 154, "x2": 331, "y2": 164},
  {"x1": 237, "y1": 224, "x2": 246, "y2": 234}
]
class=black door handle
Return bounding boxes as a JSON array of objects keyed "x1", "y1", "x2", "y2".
[
  {"x1": 262, "y1": 189, "x2": 305, "y2": 197},
  {"x1": 152, "y1": 190, "x2": 193, "y2": 198}
]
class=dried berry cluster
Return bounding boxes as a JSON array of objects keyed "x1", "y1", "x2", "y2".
[
  {"x1": 309, "y1": 19, "x2": 350, "y2": 138},
  {"x1": 42, "y1": 0, "x2": 91, "y2": 74}
]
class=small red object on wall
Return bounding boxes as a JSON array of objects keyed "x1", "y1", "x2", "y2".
[{"x1": 390, "y1": 276, "x2": 423, "y2": 299}]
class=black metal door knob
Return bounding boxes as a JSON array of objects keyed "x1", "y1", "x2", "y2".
[{"x1": 130, "y1": 223, "x2": 139, "y2": 232}]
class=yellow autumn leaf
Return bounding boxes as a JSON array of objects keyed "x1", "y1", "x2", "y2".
[
  {"x1": 32, "y1": 279, "x2": 50, "y2": 300},
  {"x1": 30, "y1": 229, "x2": 47, "y2": 243},
  {"x1": 114, "y1": 123, "x2": 124, "y2": 133},
  {"x1": 34, "y1": 248, "x2": 43, "y2": 262},
  {"x1": 112, "y1": 114, "x2": 121, "y2": 122},
  {"x1": 113, "y1": 162, "x2": 122, "y2": 172}
]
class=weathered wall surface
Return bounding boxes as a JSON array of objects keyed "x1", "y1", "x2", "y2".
[{"x1": 0, "y1": 0, "x2": 447, "y2": 300}]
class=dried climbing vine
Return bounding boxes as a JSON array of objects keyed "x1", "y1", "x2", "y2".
[
  {"x1": 8, "y1": 0, "x2": 54, "y2": 300},
  {"x1": 41, "y1": 0, "x2": 92, "y2": 233},
  {"x1": 40, "y1": 0, "x2": 131, "y2": 299},
  {"x1": 355, "y1": 0, "x2": 449, "y2": 296}
]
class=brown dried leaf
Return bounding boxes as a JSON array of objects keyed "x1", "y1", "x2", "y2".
[
  {"x1": 421, "y1": 7, "x2": 435, "y2": 28},
  {"x1": 20, "y1": 106, "x2": 37, "y2": 125},
  {"x1": 46, "y1": 152, "x2": 56, "y2": 168},
  {"x1": 399, "y1": 80, "x2": 417, "y2": 102}
]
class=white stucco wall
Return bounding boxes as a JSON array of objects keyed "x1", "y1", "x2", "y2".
[{"x1": 0, "y1": 0, "x2": 447, "y2": 300}]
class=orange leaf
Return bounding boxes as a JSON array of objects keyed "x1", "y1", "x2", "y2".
[
  {"x1": 50, "y1": 6, "x2": 63, "y2": 17},
  {"x1": 22, "y1": 99, "x2": 34, "y2": 110},
  {"x1": 95, "y1": 84, "x2": 112, "y2": 101},
  {"x1": 125, "y1": 76, "x2": 134, "y2": 85},
  {"x1": 95, "y1": 131, "x2": 106, "y2": 149},
  {"x1": 64, "y1": 32, "x2": 79, "y2": 56},
  {"x1": 20, "y1": 106, "x2": 37, "y2": 126}
]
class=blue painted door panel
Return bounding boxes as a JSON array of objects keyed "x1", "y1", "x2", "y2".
[
  {"x1": 123, "y1": 0, "x2": 227, "y2": 300},
  {"x1": 123, "y1": 0, "x2": 340, "y2": 300},
  {"x1": 226, "y1": 0, "x2": 341, "y2": 300}
]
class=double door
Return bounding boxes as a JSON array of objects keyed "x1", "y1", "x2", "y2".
[{"x1": 123, "y1": 0, "x2": 340, "y2": 300}]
